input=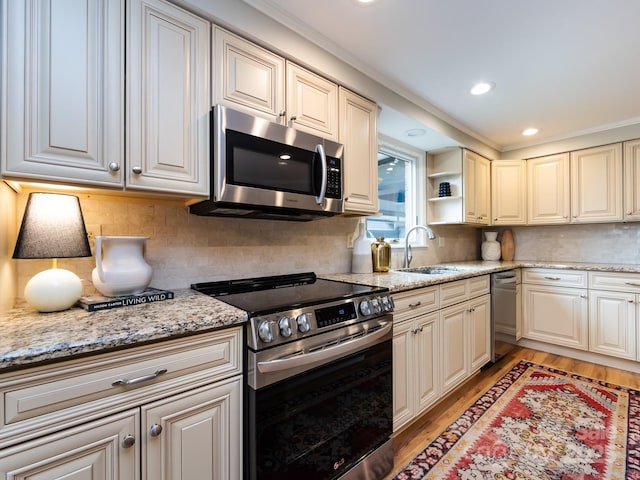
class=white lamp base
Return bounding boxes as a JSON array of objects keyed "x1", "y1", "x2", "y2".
[{"x1": 24, "y1": 268, "x2": 83, "y2": 312}]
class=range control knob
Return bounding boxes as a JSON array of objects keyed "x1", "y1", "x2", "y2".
[
  {"x1": 381, "y1": 296, "x2": 394, "y2": 312},
  {"x1": 359, "y1": 300, "x2": 372, "y2": 316},
  {"x1": 296, "y1": 313, "x2": 311, "y2": 333},
  {"x1": 278, "y1": 317, "x2": 293, "y2": 337},
  {"x1": 257, "y1": 321, "x2": 273, "y2": 343},
  {"x1": 371, "y1": 298, "x2": 382, "y2": 314}
]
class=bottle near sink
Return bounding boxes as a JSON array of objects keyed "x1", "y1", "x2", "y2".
[{"x1": 371, "y1": 238, "x2": 391, "y2": 272}]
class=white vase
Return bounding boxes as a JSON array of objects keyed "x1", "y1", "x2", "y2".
[
  {"x1": 92, "y1": 236, "x2": 153, "y2": 296},
  {"x1": 352, "y1": 221, "x2": 373, "y2": 273},
  {"x1": 481, "y1": 231, "x2": 501, "y2": 260}
]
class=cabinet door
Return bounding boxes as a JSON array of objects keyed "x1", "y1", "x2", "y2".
[
  {"x1": 339, "y1": 87, "x2": 379, "y2": 214},
  {"x1": 440, "y1": 303, "x2": 468, "y2": 393},
  {"x1": 286, "y1": 62, "x2": 338, "y2": 140},
  {"x1": 463, "y1": 150, "x2": 490, "y2": 224},
  {"x1": 624, "y1": 139, "x2": 640, "y2": 221},
  {"x1": 142, "y1": 376, "x2": 242, "y2": 480},
  {"x1": 491, "y1": 160, "x2": 527, "y2": 225},
  {"x1": 570, "y1": 143, "x2": 623, "y2": 223},
  {"x1": 415, "y1": 313, "x2": 439, "y2": 415},
  {"x1": 527, "y1": 154, "x2": 570, "y2": 224},
  {"x1": 469, "y1": 295, "x2": 491, "y2": 372},
  {"x1": 0, "y1": 410, "x2": 138, "y2": 480},
  {"x1": 589, "y1": 290, "x2": 636, "y2": 360},
  {"x1": 1, "y1": 0, "x2": 124, "y2": 186},
  {"x1": 127, "y1": 0, "x2": 210, "y2": 196},
  {"x1": 392, "y1": 319, "x2": 414, "y2": 432},
  {"x1": 522, "y1": 284, "x2": 588, "y2": 350},
  {"x1": 214, "y1": 27, "x2": 285, "y2": 121}
]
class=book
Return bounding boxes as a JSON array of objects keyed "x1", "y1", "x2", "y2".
[{"x1": 75, "y1": 288, "x2": 175, "y2": 312}]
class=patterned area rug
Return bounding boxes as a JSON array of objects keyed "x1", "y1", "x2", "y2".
[{"x1": 393, "y1": 360, "x2": 640, "y2": 479}]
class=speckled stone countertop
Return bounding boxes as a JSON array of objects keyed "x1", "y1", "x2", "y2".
[
  {"x1": 322, "y1": 260, "x2": 640, "y2": 292},
  {"x1": 0, "y1": 289, "x2": 247, "y2": 372},
  {"x1": 4, "y1": 260, "x2": 640, "y2": 372}
]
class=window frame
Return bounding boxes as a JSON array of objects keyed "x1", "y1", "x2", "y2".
[{"x1": 368, "y1": 135, "x2": 427, "y2": 246}]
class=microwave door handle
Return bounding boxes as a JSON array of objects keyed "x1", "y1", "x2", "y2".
[{"x1": 314, "y1": 144, "x2": 327, "y2": 205}]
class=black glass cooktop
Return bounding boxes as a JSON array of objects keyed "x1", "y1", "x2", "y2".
[{"x1": 191, "y1": 272, "x2": 387, "y2": 316}]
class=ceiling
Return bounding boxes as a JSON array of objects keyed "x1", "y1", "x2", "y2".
[{"x1": 242, "y1": 0, "x2": 640, "y2": 152}]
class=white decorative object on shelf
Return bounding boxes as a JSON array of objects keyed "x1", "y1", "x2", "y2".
[
  {"x1": 481, "y1": 231, "x2": 501, "y2": 260},
  {"x1": 351, "y1": 220, "x2": 373, "y2": 273},
  {"x1": 92, "y1": 236, "x2": 153, "y2": 296}
]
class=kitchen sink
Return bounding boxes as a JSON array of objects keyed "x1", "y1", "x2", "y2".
[{"x1": 397, "y1": 265, "x2": 462, "y2": 275}]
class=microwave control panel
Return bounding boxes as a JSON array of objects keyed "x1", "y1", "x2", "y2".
[{"x1": 326, "y1": 157, "x2": 342, "y2": 199}]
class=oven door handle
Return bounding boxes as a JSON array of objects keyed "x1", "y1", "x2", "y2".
[{"x1": 257, "y1": 322, "x2": 392, "y2": 373}]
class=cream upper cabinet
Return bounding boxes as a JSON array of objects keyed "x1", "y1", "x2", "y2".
[
  {"x1": 570, "y1": 143, "x2": 623, "y2": 223},
  {"x1": 214, "y1": 28, "x2": 339, "y2": 140},
  {"x1": 339, "y1": 87, "x2": 379, "y2": 214},
  {"x1": 286, "y1": 62, "x2": 339, "y2": 141},
  {"x1": 491, "y1": 160, "x2": 527, "y2": 225},
  {"x1": 214, "y1": 27, "x2": 285, "y2": 121},
  {"x1": 527, "y1": 153, "x2": 570, "y2": 224},
  {"x1": 463, "y1": 150, "x2": 490, "y2": 225},
  {"x1": 426, "y1": 148, "x2": 489, "y2": 225},
  {"x1": 1, "y1": 0, "x2": 125, "y2": 186},
  {"x1": 127, "y1": 0, "x2": 210, "y2": 196},
  {"x1": 624, "y1": 139, "x2": 640, "y2": 221}
]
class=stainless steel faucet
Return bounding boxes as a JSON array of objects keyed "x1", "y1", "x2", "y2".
[{"x1": 403, "y1": 225, "x2": 436, "y2": 268}]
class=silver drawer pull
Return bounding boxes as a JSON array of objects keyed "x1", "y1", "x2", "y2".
[
  {"x1": 122, "y1": 434, "x2": 136, "y2": 448},
  {"x1": 112, "y1": 368, "x2": 167, "y2": 387},
  {"x1": 408, "y1": 301, "x2": 422, "y2": 308},
  {"x1": 625, "y1": 282, "x2": 640, "y2": 287},
  {"x1": 544, "y1": 276, "x2": 561, "y2": 280}
]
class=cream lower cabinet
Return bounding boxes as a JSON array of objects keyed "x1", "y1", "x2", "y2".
[
  {"x1": 522, "y1": 269, "x2": 588, "y2": 350},
  {"x1": 439, "y1": 275, "x2": 491, "y2": 395},
  {"x1": 589, "y1": 271, "x2": 640, "y2": 361},
  {"x1": 0, "y1": 328, "x2": 242, "y2": 480},
  {"x1": 392, "y1": 287, "x2": 439, "y2": 432}
]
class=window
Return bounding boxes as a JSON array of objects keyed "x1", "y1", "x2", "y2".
[{"x1": 366, "y1": 137, "x2": 425, "y2": 244}]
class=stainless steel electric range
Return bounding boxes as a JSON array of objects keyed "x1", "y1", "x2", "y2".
[{"x1": 192, "y1": 272, "x2": 394, "y2": 480}]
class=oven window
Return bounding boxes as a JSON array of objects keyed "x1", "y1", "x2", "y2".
[{"x1": 247, "y1": 340, "x2": 392, "y2": 480}]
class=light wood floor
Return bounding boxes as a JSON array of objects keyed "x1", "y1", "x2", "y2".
[{"x1": 384, "y1": 346, "x2": 640, "y2": 479}]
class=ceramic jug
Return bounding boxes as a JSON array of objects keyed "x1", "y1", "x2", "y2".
[{"x1": 92, "y1": 236, "x2": 153, "y2": 296}]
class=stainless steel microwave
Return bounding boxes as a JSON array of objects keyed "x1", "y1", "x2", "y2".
[{"x1": 189, "y1": 105, "x2": 344, "y2": 221}]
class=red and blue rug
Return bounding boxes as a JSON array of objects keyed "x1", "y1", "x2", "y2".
[{"x1": 393, "y1": 360, "x2": 640, "y2": 479}]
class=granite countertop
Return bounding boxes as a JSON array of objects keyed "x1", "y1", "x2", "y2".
[
  {"x1": 0, "y1": 289, "x2": 248, "y2": 372},
  {"x1": 323, "y1": 260, "x2": 640, "y2": 292},
  {"x1": 3, "y1": 260, "x2": 640, "y2": 372}
]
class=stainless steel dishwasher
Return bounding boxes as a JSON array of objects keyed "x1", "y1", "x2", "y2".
[{"x1": 490, "y1": 269, "x2": 520, "y2": 362}]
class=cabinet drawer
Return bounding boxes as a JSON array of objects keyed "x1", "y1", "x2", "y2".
[
  {"x1": 589, "y1": 271, "x2": 640, "y2": 293},
  {"x1": 0, "y1": 328, "x2": 241, "y2": 447},
  {"x1": 468, "y1": 275, "x2": 490, "y2": 298},
  {"x1": 440, "y1": 280, "x2": 467, "y2": 308},
  {"x1": 392, "y1": 286, "x2": 439, "y2": 320},
  {"x1": 522, "y1": 268, "x2": 587, "y2": 288}
]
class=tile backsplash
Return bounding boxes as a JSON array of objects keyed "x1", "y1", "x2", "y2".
[{"x1": 12, "y1": 192, "x2": 479, "y2": 299}]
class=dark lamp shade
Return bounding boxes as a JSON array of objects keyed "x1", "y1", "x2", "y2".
[{"x1": 12, "y1": 193, "x2": 92, "y2": 259}]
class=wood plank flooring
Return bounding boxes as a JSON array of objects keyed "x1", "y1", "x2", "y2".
[{"x1": 384, "y1": 346, "x2": 640, "y2": 479}]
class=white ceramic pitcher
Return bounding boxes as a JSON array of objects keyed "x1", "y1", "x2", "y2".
[{"x1": 92, "y1": 236, "x2": 153, "y2": 296}]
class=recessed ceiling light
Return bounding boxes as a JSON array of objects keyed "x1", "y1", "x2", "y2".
[
  {"x1": 522, "y1": 128, "x2": 539, "y2": 136},
  {"x1": 353, "y1": 0, "x2": 379, "y2": 5},
  {"x1": 405, "y1": 128, "x2": 426, "y2": 137},
  {"x1": 470, "y1": 82, "x2": 494, "y2": 95}
]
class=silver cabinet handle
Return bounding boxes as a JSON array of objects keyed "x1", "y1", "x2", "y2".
[
  {"x1": 544, "y1": 276, "x2": 561, "y2": 280},
  {"x1": 112, "y1": 368, "x2": 167, "y2": 387},
  {"x1": 108, "y1": 162, "x2": 120, "y2": 172},
  {"x1": 150, "y1": 424, "x2": 163, "y2": 437},
  {"x1": 289, "y1": 114, "x2": 297, "y2": 122},
  {"x1": 580, "y1": 294, "x2": 588, "y2": 299},
  {"x1": 628, "y1": 299, "x2": 636, "y2": 304},
  {"x1": 408, "y1": 301, "x2": 422, "y2": 308},
  {"x1": 132, "y1": 166, "x2": 143, "y2": 174},
  {"x1": 625, "y1": 282, "x2": 640, "y2": 287},
  {"x1": 122, "y1": 434, "x2": 136, "y2": 448}
]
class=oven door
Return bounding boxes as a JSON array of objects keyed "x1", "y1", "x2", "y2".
[{"x1": 246, "y1": 319, "x2": 392, "y2": 480}]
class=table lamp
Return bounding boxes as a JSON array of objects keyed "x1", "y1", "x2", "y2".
[{"x1": 12, "y1": 192, "x2": 92, "y2": 312}]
